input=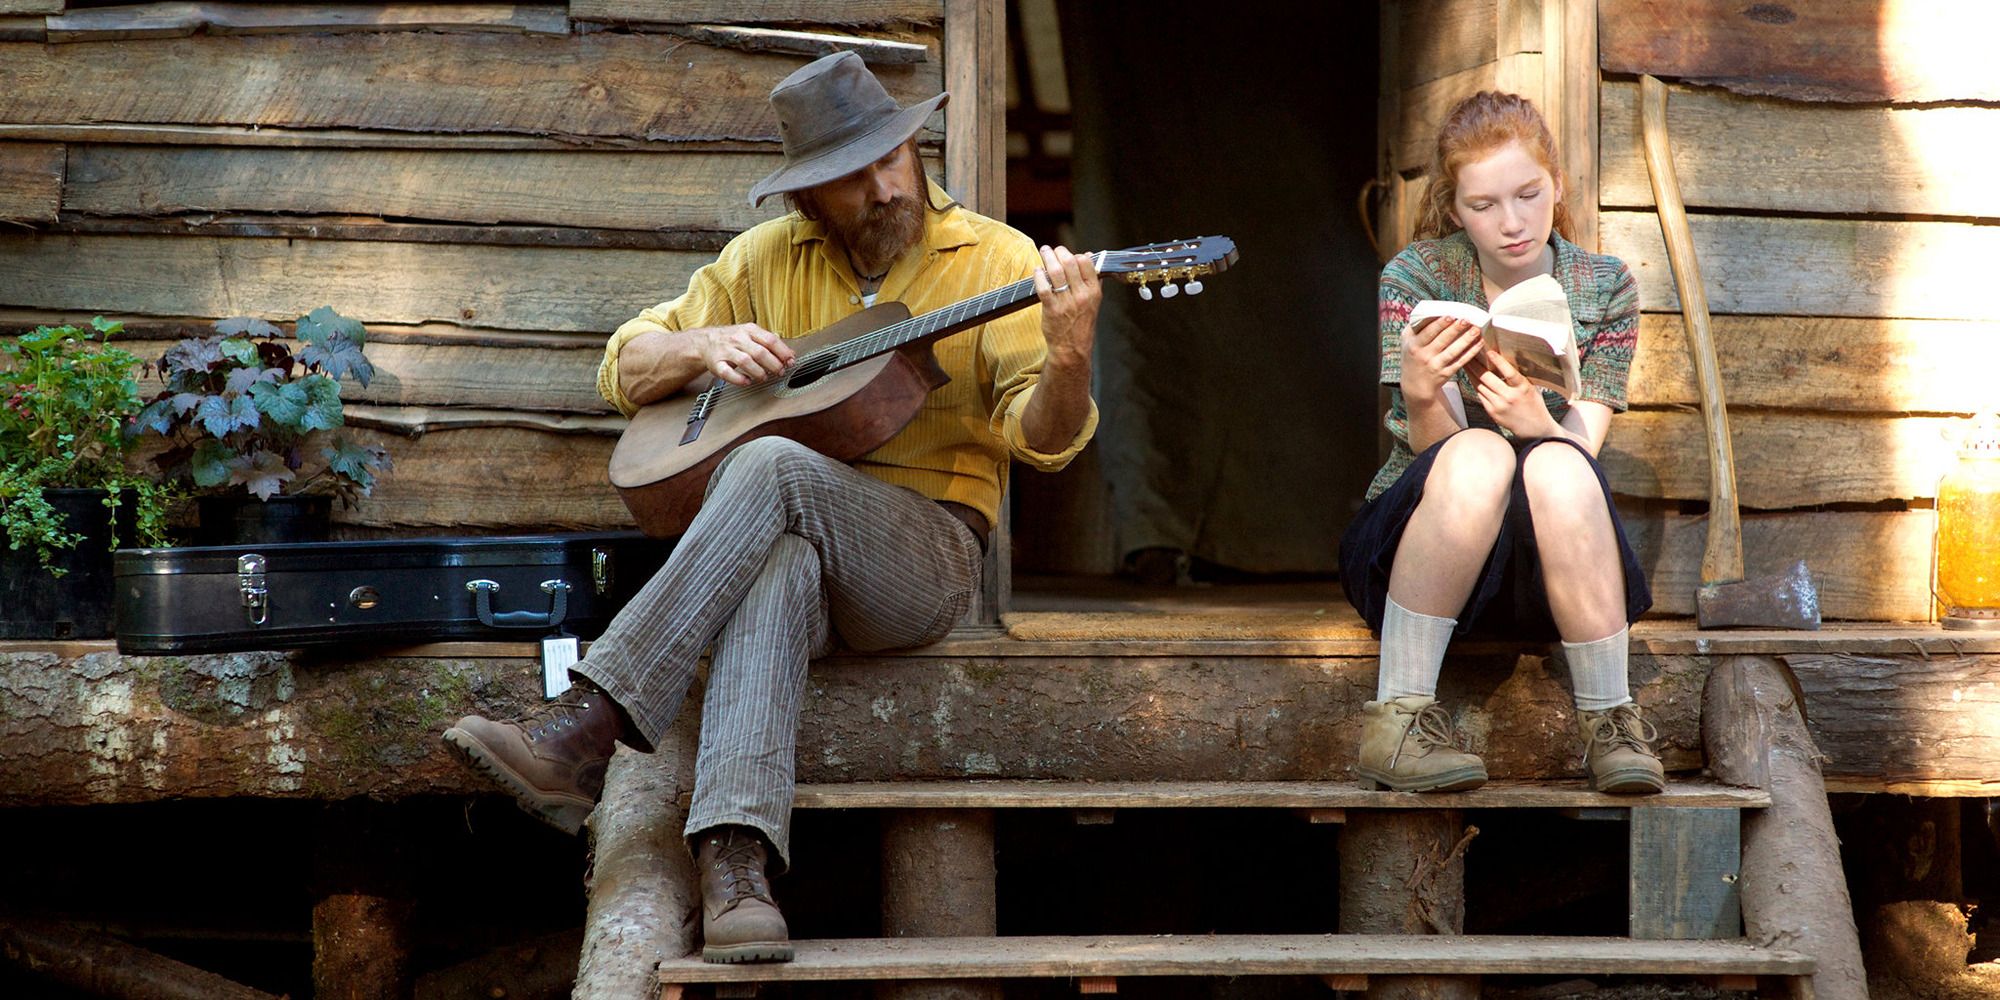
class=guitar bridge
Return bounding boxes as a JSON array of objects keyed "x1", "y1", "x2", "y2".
[{"x1": 681, "y1": 386, "x2": 717, "y2": 445}]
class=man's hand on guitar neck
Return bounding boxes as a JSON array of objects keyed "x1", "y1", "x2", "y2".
[
  {"x1": 619, "y1": 324, "x2": 799, "y2": 405},
  {"x1": 1020, "y1": 244, "x2": 1102, "y2": 454}
]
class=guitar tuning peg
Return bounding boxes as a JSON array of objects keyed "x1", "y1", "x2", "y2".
[
  {"x1": 1137, "y1": 283, "x2": 1153, "y2": 301},
  {"x1": 1160, "y1": 282, "x2": 1180, "y2": 299},
  {"x1": 1185, "y1": 279, "x2": 1204, "y2": 295}
]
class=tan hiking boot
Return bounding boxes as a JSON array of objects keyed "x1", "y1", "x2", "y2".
[
  {"x1": 695, "y1": 826, "x2": 793, "y2": 964},
  {"x1": 441, "y1": 681, "x2": 628, "y2": 834},
  {"x1": 1355, "y1": 695, "x2": 1488, "y2": 792},
  {"x1": 1578, "y1": 702, "x2": 1666, "y2": 795}
]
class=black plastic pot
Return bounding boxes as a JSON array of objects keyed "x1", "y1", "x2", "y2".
[
  {"x1": 0, "y1": 488, "x2": 134, "y2": 640},
  {"x1": 194, "y1": 494, "x2": 334, "y2": 546}
]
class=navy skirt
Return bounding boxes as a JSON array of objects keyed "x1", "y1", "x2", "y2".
[{"x1": 1339, "y1": 433, "x2": 1653, "y2": 640}]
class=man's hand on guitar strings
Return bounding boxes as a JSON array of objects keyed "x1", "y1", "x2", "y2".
[{"x1": 703, "y1": 323, "x2": 796, "y2": 386}]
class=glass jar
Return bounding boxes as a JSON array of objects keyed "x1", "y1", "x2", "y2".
[{"x1": 1938, "y1": 412, "x2": 2000, "y2": 630}]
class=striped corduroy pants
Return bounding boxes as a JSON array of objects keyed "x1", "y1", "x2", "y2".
[{"x1": 573, "y1": 436, "x2": 983, "y2": 868}]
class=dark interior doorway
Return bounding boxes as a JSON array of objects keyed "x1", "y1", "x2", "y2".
[{"x1": 1006, "y1": 0, "x2": 1384, "y2": 582}]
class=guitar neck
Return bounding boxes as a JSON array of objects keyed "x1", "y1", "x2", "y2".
[{"x1": 807, "y1": 253, "x2": 1102, "y2": 374}]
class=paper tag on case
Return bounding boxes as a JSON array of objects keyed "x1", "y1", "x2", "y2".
[{"x1": 542, "y1": 636, "x2": 578, "y2": 699}]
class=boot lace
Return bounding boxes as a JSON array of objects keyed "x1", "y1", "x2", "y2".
[
  {"x1": 517, "y1": 685, "x2": 596, "y2": 744},
  {"x1": 1391, "y1": 703, "x2": 1465, "y2": 767},
  {"x1": 1583, "y1": 703, "x2": 1659, "y2": 762},
  {"x1": 711, "y1": 832, "x2": 774, "y2": 914}
]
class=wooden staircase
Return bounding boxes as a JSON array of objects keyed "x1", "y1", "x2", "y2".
[{"x1": 653, "y1": 779, "x2": 1814, "y2": 998}]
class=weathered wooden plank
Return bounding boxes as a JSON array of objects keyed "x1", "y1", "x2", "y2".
[
  {"x1": 0, "y1": 233, "x2": 706, "y2": 333},
  {"x1": 661, "y1": 23, "x2": 929, "y2": 64},
  {"x1": 43, "y1": 217, "x2": 736, "y2": 252},
  {"x1": 1603, "y1": 411, "x2": 1963, "y2": 507},
  {"x1": 660, "y1": 935, "x2": 1814, "y2": 982},
  {"x1": 45, "y1": 3, "x2": 568, "y2": 42},
  {"x1": 943, "y1": 0, "x2": 1003, "y2": 217},
  {"x1": 1393, "y1": 0, "x2": 1498, "y2": 90},
  {"x1": 0, "y1": 14, "x2": 43, "y2": 40},
  {"x1": 1629, "y1": 314, "x2": 2000, "y2": 414},
  {"x1": 0, "y1": 123, "x2": 775, "y2": 151},
  {"x1": 0, "y1": 33, "x2": 944, "y2": 141},
  {"x1": 1601, "y1": 80, "x2": 2000, "y2": 218},
  {"x1": 790, "y1": 779, "x2": 1767, "y2": 810},
  {"x1": 1556, "y1": 0, "x2": 1596, "y2": 249},
  {"x1": 1395, "y1": 61, "x2": 1497, "y2": 173},
  {"x1": 0, "y1": 141, "x2": 61, "y2": 223},
  {"x1": 0, "y1": 0, "x2": 57, "y2": 14},
  {"x1": 1496, "y1": 0, "x2": 1543, "y2": 58},
  {"x1": 569, "y1": 0, "x2": 940, "y2": 26},
  {"x1": 63, "y1": 146, "x2": 788, "y2": 232},
  {"x1": 0, "y1": 308, "x2": 603, "y2": 350},
  {"x1": 1599, "y1": 0, "x2": 2000, "y2": 104},
  {"x1": 1601, "y1": 212, "x2": 2000, "y2": 321},
  {"x1": 1629, "y1": 808, "x2": 1742, "y2": 939},
  {"x1": 340, "y1": 344, "x2": 610, "y2": 413},
  {"x1": 1623, "y1": 510, "x2": 1935, "y2": 622},
  {"x1": 1789, "y1": 652, "x2": 2000, "y2": 791},
  {"x1": 342, "y1": 404, "x2": 623, "y2": 435},
  {"x1": 335, "y1": 425, "x2": 625, "y2": 530}
]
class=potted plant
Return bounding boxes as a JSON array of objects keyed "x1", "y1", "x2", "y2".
[
  {"x1": 0, "y1": 317, "x2": 173, "y2": 639},
  {"x1": 135, "y1": 307, "x2": 392, "y2": 545}
]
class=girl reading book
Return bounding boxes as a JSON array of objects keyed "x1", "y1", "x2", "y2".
[{"x1": 1340, "y1": 91, "x2": 1662, "y2": 795}]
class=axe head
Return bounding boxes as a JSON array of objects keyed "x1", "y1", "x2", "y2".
[{"x1": 1696, "y1": 558, "x2": 1822, "y2": 630}]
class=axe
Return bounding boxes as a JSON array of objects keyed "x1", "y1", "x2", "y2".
[{"x1": 1639, "y1": 75, "x2": 1820, "y2": 630}]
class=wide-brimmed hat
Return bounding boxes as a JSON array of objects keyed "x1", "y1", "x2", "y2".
[{"x1": 747, "y1": 51, "x2": 948, "y2": 207}]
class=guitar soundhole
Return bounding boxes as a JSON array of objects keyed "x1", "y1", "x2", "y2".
[{"x1": 785, "y1": 354, "x2": 838, "y2": 390}]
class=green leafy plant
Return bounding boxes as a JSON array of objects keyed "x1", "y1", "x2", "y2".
[
  {"x1": 136, "y1": 307, "x2": 391, "y2": 507},
  {"x1": 0, "y1": 317, "x2": 173, "y2": 573}
]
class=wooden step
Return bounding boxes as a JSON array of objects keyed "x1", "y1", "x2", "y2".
[
  {"x1": 788, "y1": 778, "x2": 1770, "y2": 811},
  {"x1": 655, "y1": 934, "x2": 1815, "y2": 984}
]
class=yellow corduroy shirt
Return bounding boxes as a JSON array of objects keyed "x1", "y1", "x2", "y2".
[{"x1": 597, "y1": 179, "x2": 1098, "y2": 529}]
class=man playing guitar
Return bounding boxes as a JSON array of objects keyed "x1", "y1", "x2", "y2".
[{"x1": 443, "y1": 51, "x2": 1101, "y2": 964}]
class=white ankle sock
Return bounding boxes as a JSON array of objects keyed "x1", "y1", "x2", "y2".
[
  {"x1": 1564, "y1": 627, "x2": 1633, "y2": 711},
  {"x1": 1375, "y1": 596, "x2": 1456, "y2": 701}
]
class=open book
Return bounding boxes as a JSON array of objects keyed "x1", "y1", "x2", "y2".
[{"x1": 1408, "y1": 272, "x2": 1580, "y2": 402}]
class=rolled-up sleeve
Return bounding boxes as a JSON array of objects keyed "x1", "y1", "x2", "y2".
[
  {"x1": 984, "y1": 305, "x2": 1097, "y2": 471},
  {"x1": 596, "y1": 241, "x2": 752, "y2": 417}
]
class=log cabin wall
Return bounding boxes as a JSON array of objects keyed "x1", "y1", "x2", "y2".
[
  {"x1": 1380, "y1": 0, "x2": 2000, "y2": 622},
  {"x1": 0, "y1": 0, "x2": 983, "y2": 537}
]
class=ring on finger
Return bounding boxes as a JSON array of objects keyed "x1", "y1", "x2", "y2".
[{"x1": 1050, "y1": 283, "x2": 1070, "y2": 293}]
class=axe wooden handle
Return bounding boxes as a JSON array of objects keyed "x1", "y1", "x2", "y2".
[{"x1": 1639, "y1": 74, "x2": 1744, "y2": 585}]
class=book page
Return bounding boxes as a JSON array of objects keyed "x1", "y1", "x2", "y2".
[
  {"x1": 1406, "y1": 299, "x2": 1490, "y2": 328},
  {"x1": 1489, "y1": 273, "x2": 1571, "y2": 332}
]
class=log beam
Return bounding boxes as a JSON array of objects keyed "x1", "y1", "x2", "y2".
[
  {"x1": 879, "y1": 809, "x2": 1000, "y2": 1000},
  {"x1": 577, "y1": 705, "x2": 702, "y2": 1000},
  {"x1": 1339, "y1": 811, "x2": 1479, "y2": 1000},
  {"x1": 1701, "y1": 656, "x2": 1866, "y2": 1000},
  {"x1": 0, "y1": 920, "x2": 281, "y2": 1000},
  {"x1": 311, "y1": 801, "x2": 417, "y2": 1000},
  {"x1": 2, "y1": 644, "x2": 1998, "y2": 805}
]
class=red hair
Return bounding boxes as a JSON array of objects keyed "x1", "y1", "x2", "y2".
[{"x1": 1414, "y1": 91, "x2": 1573, "y2": 242}]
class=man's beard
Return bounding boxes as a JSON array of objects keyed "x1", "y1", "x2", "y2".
[{"x1": 827, "y1": 188, "x2": 925, "y2": 278}]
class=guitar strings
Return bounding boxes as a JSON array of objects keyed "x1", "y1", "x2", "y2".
[{"x1": 691, "y1": 249, "x2": 1183, "y2": 413}]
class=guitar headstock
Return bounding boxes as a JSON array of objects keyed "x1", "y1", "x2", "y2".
[{"x1": 1097, "y1": 236, "x2": 1239, "y2": 300}]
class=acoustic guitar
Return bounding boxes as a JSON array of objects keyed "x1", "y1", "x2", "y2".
[{"x1": 608, "y1": 236, "x2": 1239, "y2": 537}]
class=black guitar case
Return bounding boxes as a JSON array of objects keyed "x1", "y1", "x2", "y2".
[{"x1": 113, "y1": 532, "x2": 672, "y2": 654}]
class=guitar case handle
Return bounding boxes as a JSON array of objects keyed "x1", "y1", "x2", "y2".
[{"x1": 466, "y1": 579, "x2": 572, "y2": 629}]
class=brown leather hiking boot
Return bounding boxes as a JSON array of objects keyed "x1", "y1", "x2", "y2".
[
  {"x1": 1578, "y1": 702, "x2": 1667, "y2": 795},
  {"x1": 442, "y1": 681, "x2": 628, "y2": 834},
  {"x1": 1355, "y1": 695, "x2": 1488, "y2": 792},
  {"x1": 695, "y1": 826, "x2": 793, "y2": 964}
]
